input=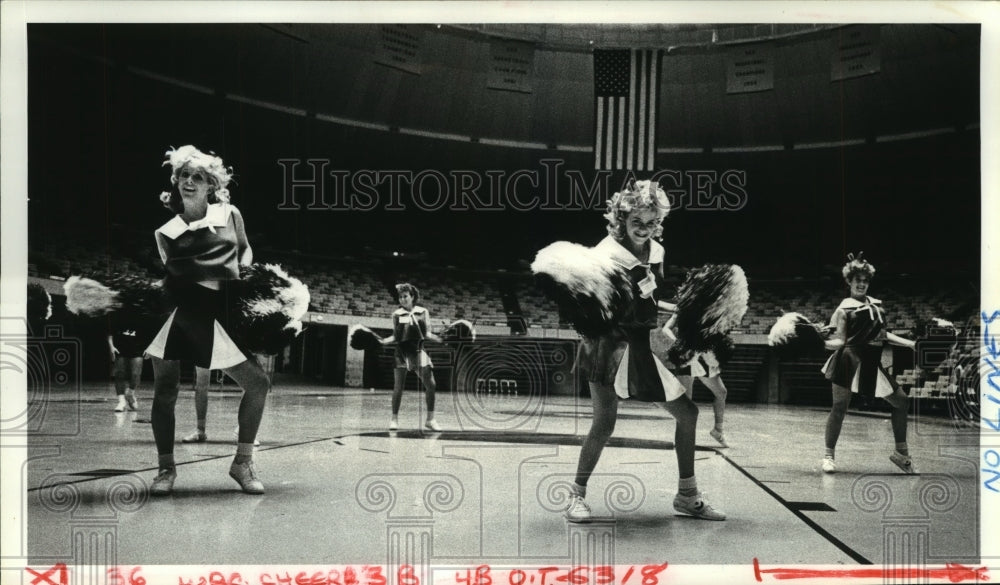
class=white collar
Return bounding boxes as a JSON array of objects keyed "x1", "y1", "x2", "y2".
[
  {"x1": 838, "y1": 296, "x2": 882, "y2": 310},
  {"x1": 595, "y1": 236, "x2": 664, "y2": 269},
  {"x1": 394, "y1": 306, "x2": 426, "y2": 316},
  {"x1": 158, "y1": 203, "x2": 232, "y2": 240}
]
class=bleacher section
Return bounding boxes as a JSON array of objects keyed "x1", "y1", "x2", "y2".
[
  {"x1": 27, "y1": 234, "x2": 979, "y2": 413},
  {"x1": 30, "y1": 231, "x2": 973, "y2": 340}
]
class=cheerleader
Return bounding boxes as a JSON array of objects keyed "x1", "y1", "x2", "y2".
[
  {"x1": 144, "y1": 145, "x2": 270, "y2": 495},
  {"x1": 821, "y1": 253, "x2": 916, "y2": 474},
  {"x1": 107, "y1": 315, "x2": 149, "y2": 412},
  {"x1": 380, "y1": 283, "x2": 443, "y2": 431},
  {"x1": 538, "y1": 181, "x2": 725, "y2": 523}
]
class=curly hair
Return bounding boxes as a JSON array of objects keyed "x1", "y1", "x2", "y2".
[
  {"x1": 395, "y1": 282, "x2": 420, "y2": 305},
  {"x1": 841, "y1": 252, "x2": 876, "y2": 281},
  {"x1": 159, "y1": 145, "x2": 234, "y2": 213},
  {"x1": 603, "y1": 179, "x2": 671, "y2": 241}
]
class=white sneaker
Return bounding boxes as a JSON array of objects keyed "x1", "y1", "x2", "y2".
[
  {"x1": 822, "y1": 457, "x2": 837, "y2": 474},
  {"x1": 564, "y1": 495, "x2": 592, "y2": 523},
  {"x1": 125, "y1": 391, "x2": 138, "y2": 412},
  {"x1": 424, "y1": 419, "x2": 442, "y2": 432},
  {"x1": 150, "y1": 468, "x2": 176, "y2": 496},
  {"x1": 710, "y1": 428, "x2": 729, "y2": 448},
  {"x1": 113, "y1": 396, "x2": 127, "y2": 412},
  {"x1": 181, "y1": 430, "x2": 207, "y2": 443},
  {"x1": 389, "y1": 419, "x2": 399, "y2": 431},
  {"x1": 889, "y1": 451, "x2": 917, "y2": 474},
  {"x1": 673, "y1": 493, "x2": 726, "y2": 521},
  {"x1": 228, "y1": 460, "x2": 264, "y2": 494}
]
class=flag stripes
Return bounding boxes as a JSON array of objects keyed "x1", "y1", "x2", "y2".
[{"x1": 594, "y1": 49, "x2": 661, "y2": 170}]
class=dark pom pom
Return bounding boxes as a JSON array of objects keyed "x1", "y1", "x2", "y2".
[
  {"x1": 349, "y1": 325, "x2": 383, "y2": 351},
  {"x1": 27, "y1": 283, "x2": 52, "y2": 323},
  {"x1": 531, "y1": 242, "x2": 634, "y2": 337},
  {"x1": 768, "y1": 312, "x2": 830, "y2": 359},
  {"x1": 227, "y1": 264, "x2": 310, "y2": 355},
  {"x1": 672, "y1": 264, "x2": 749, "y2": 353},
  {"x1": 105, "y1": 274, "x2": 165, "y2": 318}
]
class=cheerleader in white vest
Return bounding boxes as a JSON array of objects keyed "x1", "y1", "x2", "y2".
[
  {"x1": 564, "y1": 181, "x2": 725, "y2": 523},
  {"x1": 380, "y1": 283, "x2": 443, "y2": 431},
  {"x1": 144, "y1": 145, "x2": 270, "y2": 496}
]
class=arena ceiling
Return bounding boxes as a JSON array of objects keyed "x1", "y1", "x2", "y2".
[{"x1": 30, "y1": 22, "x2": 978, "y2": 150}]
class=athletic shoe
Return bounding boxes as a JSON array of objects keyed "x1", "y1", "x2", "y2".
[
  {"x1": 150, "y1": 468, "x2": 176, "y2": 496},
  {"x1": 709, "y1": 428, "x2": 728, "y2": 448},
  {"x1": 125, "y1": 391, "x2": 138, "y2": 412},
  {"x1": 229, "y1": 460, "x2": 265, "y2": 494},
  {"x1": 232, "y1": 427, "x2": 260, "y2": 447},
  {"x1": 564, "y1": 495, "x2": 592, "y2": 523},
  {"x1": 425, "y1": 419, "x2": 442, "y2": 432},
  {"x1": 181, "y1": 431, "x2": 207, "y2": 443},
  {"x1": 389, "y1": 419, "x2": 399, "y2": 431},
  {"x1": 113, "y1": 396, "x2": 127, "y2": 412},
  {"x1": 822, "y1": 457, "x2": 837, "y2": 473},
  {"x1": 673, "y1": 493, "x2": 726, "y2": 521},
  {"x1": 889, "y1": 451, "x2": 917, "y2": 474}
]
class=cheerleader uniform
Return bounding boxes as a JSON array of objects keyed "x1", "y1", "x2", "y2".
[
  {"x1": 393, "y1": 306, "x2": 433, "y2": 371},
  {"x1": 821, "y1": 296, "x2": 897, "y2": 398},
  {"x1": 145, "y1": 203, "x2": 247, "y2": 369},
  {"x1": 574, "y1": 236, "x2": 685, "y2": 402}
]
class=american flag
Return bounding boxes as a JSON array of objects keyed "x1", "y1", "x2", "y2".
[{"x1": 593, "y1": 49, "x2": 662, "y2": 171}]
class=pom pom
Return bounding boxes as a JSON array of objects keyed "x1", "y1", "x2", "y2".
[
  {"x1": 27, "y1": 283, "x2": 52, "y2": 323},
  {"x1": 227, "y1": 264, "x2": 310, "y2": 355},
  {"x1": 64, "y1": 276, "x2": 120, "y2": 316},
  {"x1": 105, "y1": 274, "x2": 165, "y2": 318},
  {"x1": 671, "y1": 264, "x2": 749, "y2": 355},
  {"x1": 442, "y1": 319, "x2": 476, "y2": 342},
  {"x1": 349, "y1": 325, "x2": 384, "y2": 351},
  {"x1": 767, "y1": 312, "x2": 830, "y2": 359},
  {"x1": 667, "y1": 333, "x2": 734, "y2": 369},
  {"x1": 531, "y1": 241, "x2": 634, "y2": 337}
]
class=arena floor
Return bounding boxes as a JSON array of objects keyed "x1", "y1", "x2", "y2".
[{"x1": 23, "y1": 376, "x2": 980, "y2": 569}]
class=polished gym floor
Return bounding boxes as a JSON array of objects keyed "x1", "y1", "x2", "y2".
[{"x1": 22, "y1": 375, "x2": 980, "y2": 568}]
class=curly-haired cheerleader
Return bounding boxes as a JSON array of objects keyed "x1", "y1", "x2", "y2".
[
  {"x1": 533, "y1": 181, "x2": 725, "y2": 523},
  {"x1": 821, "y1": 253, "x2": 916, "y2": 474},
  {"x1": 380, "y1": 283, "x2": 444, "y2": 431},
  {"x1": 145, "y1": 145, "x2": 270, "y2": 495}
]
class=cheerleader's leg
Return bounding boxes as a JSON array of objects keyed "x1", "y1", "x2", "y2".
[
  {"x1": 701, "y1": 375, "x2": 728, "y2": 433},
  {"x1": 883, "y1": 387, "x2": 909, "y2": 447},
  {"x1": 661, "y1": 394, "x2": 698, "y2": 479},
  {"x1": 574, "y1": 382, "x2": 618, "y2": 488},
  {"x1": 182, "y1": 367, "x2": 211, "y2": 443},
  {"x1": 418, "y1": 365, "x2": 437, "y2": 413},
  {"x1": 391, "y1": 368, "x2": 406, "y2": 417},
  {"x1": 825, "y1": 384, "x2": 851, "y2": 452},
  {"x1": 417, "y1": 365, "x2": 439, "y2": 430},
  {"x1": 150, "y1": 357, "x2": 181, "y2": 456},
  {"x1": 224, "y1": 358, "x2": 270, "y2": 446}
]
